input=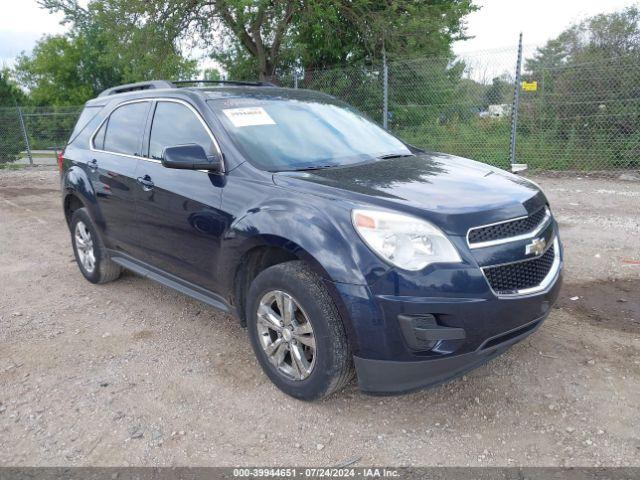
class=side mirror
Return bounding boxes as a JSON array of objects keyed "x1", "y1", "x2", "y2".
[{"x1": 162, "y1": 144, "x2": 221, "y2": 171}]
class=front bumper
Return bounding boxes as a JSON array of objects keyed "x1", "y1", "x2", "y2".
[
  {"x1": 330, "y1": 231, "x2": 563, "y2": 394},
  {"x1": 354, "y1": 314, "x2": 545, "y2": 394}
]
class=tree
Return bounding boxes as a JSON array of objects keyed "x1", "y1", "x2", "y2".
[
  {"x1": 522, "y1": 7, "x2": 640, "y2": 168},
  {"x1": 218, "y1": 0, "x2": 478, "y2": 79},
  {"x1": 41, "y1": 0, "x2": 477, "y2": 82},
  {"x1": 203, "y1": 67, "x2": 222, "y2": 81},
  {"x1": 0, "y1": 69, "x2": 28, "y2": 107},
  {"x1": 483, "y1": 75, "x2": 511, "y2": 106},
  {"x1": 14, "y1": 35, "x2": 95, "y2": 106},
  {"x1": 15, "y1": 0, "x2": 198, "y2": 105},
  {"x1": 0, "y1": 70, "x2": 29, "y2": 162}
]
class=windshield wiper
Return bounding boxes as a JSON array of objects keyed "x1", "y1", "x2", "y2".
[
  {"x1": 289, "y1": 165, "x2": 335, "y2": 172},
  {"x1": 377, "y1": 153, "x2": 415, "y2": 160}
]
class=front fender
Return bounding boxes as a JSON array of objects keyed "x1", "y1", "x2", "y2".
[{"x1": 220, "y1": 196, "x2": 389, "y2": 286}]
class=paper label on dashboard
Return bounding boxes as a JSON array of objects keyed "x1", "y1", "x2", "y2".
[{"x1": 222, "y1": 107, "x2": 275, "y2": 127}]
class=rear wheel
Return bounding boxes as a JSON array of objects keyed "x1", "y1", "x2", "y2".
[
  {"x1": 70, "y1": 208, "x2": 122, "y2": 284},
  {"x1": 246, "y1": 261, "x2": 354, "y2": 400}
]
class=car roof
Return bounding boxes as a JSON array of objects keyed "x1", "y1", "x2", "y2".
[{"x1": 85, "y1": 85, "x2": 338, "y2": 107}]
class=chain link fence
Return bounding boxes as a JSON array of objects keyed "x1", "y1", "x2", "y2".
[
  {"x1": 0, "y1": 107, "x2": 26, "y2": 164},
  {"x1": 517, "y1": 54, "x2": 640, "y2": 173},
  {"x1": 2, "y1": 46, "x2": 638, "y2": 176},
  {"x1": 284, "y1": 47, "x2": 640, "y2": 175},
  {"x1": 0, "y1": 106, "x2": 82, "y2": 166}
]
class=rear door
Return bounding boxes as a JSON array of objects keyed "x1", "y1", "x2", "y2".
[
  {"x1": 134, "y1": 99, "x2": 226, "y2": 291},
  {"x1": 89, "y1": 100, "x2": 151, "y2": 256}
]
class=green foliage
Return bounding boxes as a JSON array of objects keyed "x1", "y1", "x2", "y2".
[
  {"x1": 203, "y1": 68, "x2": 222, "y2": 81},
  {"x1": 22, "y1": 106, "x2": 83, "y2": 150},
  {"x1": 15, "y1": 35, "x2": 95, "y2": 106},
  {"x1": 117, "y1": 0, "x2": 477, "y2": 81},
  {"x1": 483, "y1": 75, "x2": 512, "y2": 107},
  {"x1": 521, "y1": 6, "x2": 640, "y2": 169},
  {"x1": 397, "y1": 118, "x2": 512, "y2": 169},
  {"x1": 0, "y1": 162, "x2": 28, "y2": 170},
  {"x1": 14, "y1": 0, "x2": 198, "y2": 105},
  {"x1": 386, "y1": 7, "x2": 640, "y2": 172},
  {"x1": 290, "y1": 1, "x2": 475, "y2": 72},
  {"x1": 0, "y1": 108, "x2": 24, "y2": 163},
  {"x1": 299, "y1": 64, "x2": 384, "y2": 122},
  {"x1": 0, "y1": 69, "x2": 28, "y2": 107},
  {"x1": 0, "y1": 72, "x2": 28, "y2": 162}
]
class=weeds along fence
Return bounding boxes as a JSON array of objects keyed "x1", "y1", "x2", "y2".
[
  {"x1": 2, "y1": 47, "x2": 639, "y2": 175},
  {"x1": 0, "y1": 106, "x2": 82, "y2": 164}
]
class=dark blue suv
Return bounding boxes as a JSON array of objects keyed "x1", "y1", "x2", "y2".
[{"x1": 60, "y1": 80, "x2": 563, "y2": 400}]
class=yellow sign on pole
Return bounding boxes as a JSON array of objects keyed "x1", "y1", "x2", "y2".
[{"x1": 521, "y1": 81, "x2": 538, "y2": 92}]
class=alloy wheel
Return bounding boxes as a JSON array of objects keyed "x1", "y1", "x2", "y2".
[
  {"x1": 74, "y1": 221, "x2": 96, "y2": 273},
  {"x1": 256, "y1": 290, "x2": 316, "y2": 381}
]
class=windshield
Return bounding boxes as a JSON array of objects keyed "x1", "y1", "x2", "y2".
[{"x1": 208, "y1": 97, "x2": 411, "y2": 171}]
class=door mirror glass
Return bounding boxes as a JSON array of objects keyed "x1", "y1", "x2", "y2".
[{"x1": 162, "y1": 144, "x2": 221, "y2": 171}]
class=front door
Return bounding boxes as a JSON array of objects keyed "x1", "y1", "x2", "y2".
[{"x1": 134, "y1": 99, "x2": 226, "y2": 291}]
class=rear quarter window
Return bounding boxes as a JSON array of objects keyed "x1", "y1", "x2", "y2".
[{"x1": 68, "y1": 105, "x2": 103, "y2": 143}]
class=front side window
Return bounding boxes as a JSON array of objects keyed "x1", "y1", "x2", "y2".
[
  {"x1": 148, "y1": 102, "x2": 215, "y2": 160},
  {"x1": 102, "y1": 102, "x2": 150, "y2": 156},
  {"x1": 208, "y1": 97, "x2": 411, "y2": 171}
]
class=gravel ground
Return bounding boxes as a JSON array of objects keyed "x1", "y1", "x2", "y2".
[{"x1": 0, "y1": 167, "x2": 639, "y2": 466}]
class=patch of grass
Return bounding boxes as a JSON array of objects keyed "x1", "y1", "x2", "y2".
[
  {"x1": 396, "y1": 119, "x2": 511, "y2": 169},
  {"x1": 0, "y1": 163, "x2": 28, "y2": 170},
  {"x1": 20, "y1": 152, "x2": 55, "y2": 159},
  {"x1": 393, "y1": 118, "x2": 640, "y2": 172}
]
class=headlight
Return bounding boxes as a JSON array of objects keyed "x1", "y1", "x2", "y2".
[{"x1": 352, "y1": 209, "x2": 461, "y2": 271}]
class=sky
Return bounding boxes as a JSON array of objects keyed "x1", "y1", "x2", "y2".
[
  {"x1": 0, "y1": 0, "x2": 638, "y2": 67},
  {"x1": 0, "y1": 0, "x2": 67, "y2": 65},
  {"x1": 453, "y1": 0, "x2": 640, "y2": 54}
]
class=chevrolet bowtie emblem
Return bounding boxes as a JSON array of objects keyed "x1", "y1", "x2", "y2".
[{"x1": 525, "y1": 237, "x2": 546, "y2": 256}]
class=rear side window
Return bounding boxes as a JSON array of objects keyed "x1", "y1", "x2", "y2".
[
  {"x1": 69, "y1": 106, "x2": 103, "y2": 142},
  {"x1": 148, "y1": 102, "x2": 214, "y2": 160},
  {"x1": 102, "y1": 102, "x2": 150, "y2": 156}
]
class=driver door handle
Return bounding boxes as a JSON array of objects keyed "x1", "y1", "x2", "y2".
[{"x1": 136, "y1": 175, "x2": 154, "y2": 191}]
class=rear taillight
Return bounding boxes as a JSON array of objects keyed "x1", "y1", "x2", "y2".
[{"x1": 57, "y1": 151, "x2": 64, "y2": 172}]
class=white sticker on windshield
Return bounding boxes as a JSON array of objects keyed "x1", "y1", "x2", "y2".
[{"x1": 222, "y1": 107, "x2": 276, "y2": 127}]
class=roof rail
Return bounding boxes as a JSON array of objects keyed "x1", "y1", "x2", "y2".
[
  {"x1": 98, "y1": 80, "x2": 176, "y2": 97},
  {"x1": 172, "y1": 80, "x2": 276, "y2": 87}
]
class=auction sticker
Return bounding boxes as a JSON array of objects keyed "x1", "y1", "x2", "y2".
[{"x1": 223, "y1": 107, "x2": 276, "y2": 127}]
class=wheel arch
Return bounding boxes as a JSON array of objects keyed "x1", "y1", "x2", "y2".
[
  {"x1": 230, "y1": 236, "x2": 358, "y2": 350},
  {"x1": 231, "y1": 235, "x2": 333, "y2": 323},
  {"x1": 61, "y1": 165, "x2": 101, "y2": 230},
  {"x1": 63, "y1": 191, "x2": 87, "y2": 226}
]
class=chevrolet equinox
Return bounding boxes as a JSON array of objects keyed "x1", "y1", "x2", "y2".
[{"x1": 59, "y1": 80, "x2": 563, "y2": 400}]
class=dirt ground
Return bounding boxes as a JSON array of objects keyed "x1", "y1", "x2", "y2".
[{"x1": 0, "y1": 167, "x2": 639, "y2": 467}]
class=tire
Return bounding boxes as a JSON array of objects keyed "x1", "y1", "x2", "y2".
[
  {"x1": 70, "y1": 208, "x2": 122, "y2": 284},
  {"x1": 246, "y1": 261, "x2": 354, "y2": 400}
]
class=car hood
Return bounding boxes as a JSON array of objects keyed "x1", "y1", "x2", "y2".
[{"x1": 272, "y1": 152, "x2": 547, "y2": 235}]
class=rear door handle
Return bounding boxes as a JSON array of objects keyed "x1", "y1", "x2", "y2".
[
  {"x1": 88, "y1": 159, "x2": 98, "y2": 172},
  {"x1": 137, "y1": 175, "x2": 154, "y2": 191}
]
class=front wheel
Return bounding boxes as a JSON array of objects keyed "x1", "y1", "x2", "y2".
[{"x1": 246, "y1": 261, "x2": 354, "y2": 400}]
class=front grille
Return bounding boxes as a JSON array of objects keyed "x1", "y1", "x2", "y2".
[
  {"x1": 483, "y1": 244, "x2": 555, "y2": 295},
  {"x1": 469, "y1": 207, "x2": 547, "y2": 245}
]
